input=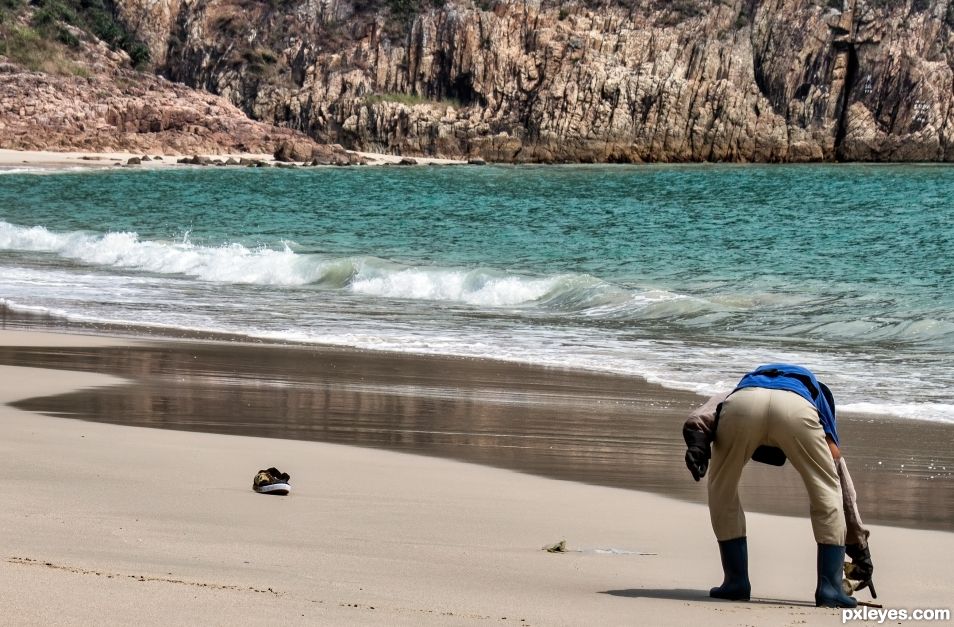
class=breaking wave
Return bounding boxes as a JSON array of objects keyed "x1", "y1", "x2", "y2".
[
  {"x1": 0, "y1": 220, "x2": 689, "y2": 314},
  {"x1": 0, "y1": 221, "x2": 328, "y2": 285},
  {"x1": 2, "y1": 221, "x2": 952, "y2": 346}
]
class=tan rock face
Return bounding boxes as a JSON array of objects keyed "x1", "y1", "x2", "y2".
[
  {"x1": 113, "y1": 0, "x2": 183, "y2": 67},
  {"x1": 199, "y1": 0, "x2": 954, "y2": 160},
  {"x1": 0, "y1": 51, "x2": 321, "y2": 155},
  {"x1": 6, "y1": 0, "x2": 954, "y2": 161},
  {"x1": 114, "y1": 0, "x2": 954, "y2": 161}
]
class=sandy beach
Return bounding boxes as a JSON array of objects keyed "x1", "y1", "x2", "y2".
[
  {"x1": 1, "y1": 328, "x2": 952, "y2": 626},
  {"x1": 0, "y1": 149, "x2": 466, "y2": 171}
]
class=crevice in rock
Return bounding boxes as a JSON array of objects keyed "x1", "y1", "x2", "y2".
[
  {"x1": 447, "y1": 72, "x2": 484, "y2": 107},
  {"x1": 834, "y1": 42, "x2": 859, "y2": 161}
]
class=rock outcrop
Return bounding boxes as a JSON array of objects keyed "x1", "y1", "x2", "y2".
[
  {"x1": 4, "y1": 0, "x2": 953, "y2": 162},
  {"x1": 109, "y1": 0, "x2": 954, "y2": 162},
  {"x1": 0, "y1": 67, "x2": 319, "y2": 155},
  {"x1": 0, "y1": 15, "x2": 325, "y2": 155}
]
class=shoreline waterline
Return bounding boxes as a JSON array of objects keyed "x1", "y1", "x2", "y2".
[
  {"x1": 2, "y1": 162, "x2": 952, "y2": 424},
  {"x1": 0, "y1": 148, "x2": 466, "y2": 172},
  {"x1": 2, "y1": 291, "x2": 952, "y2": 426},
  {"x1": 2, "y1": 317, "x2": 952, "y2": 533}
]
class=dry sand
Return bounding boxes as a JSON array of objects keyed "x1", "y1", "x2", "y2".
[
  {"x1": 0, "y1": 149, "x2": 465, "y2": 171},
  {"x1": 0, "y1": 149, "x2": 252, "y2": 170},
  {"x1": 0, "y1": 329, "x2": 951, "y2": 626}
]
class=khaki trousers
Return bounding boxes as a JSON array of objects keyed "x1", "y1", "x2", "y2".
[{"x1": 708, "y1": 387, "x2": 846, "y2": 545}]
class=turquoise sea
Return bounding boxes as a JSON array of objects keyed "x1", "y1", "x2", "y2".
[{"x1": 1, "y1": 164, "x2": 952, "y2": 423}]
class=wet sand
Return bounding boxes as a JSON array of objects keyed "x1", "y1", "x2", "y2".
[{"x1": 1, "y1": 315, "x2": 952, "y2": 532}]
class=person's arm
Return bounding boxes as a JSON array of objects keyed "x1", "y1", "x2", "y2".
[
  {"x1": 827, "y1": 435, "x2": 841, "y2": 460},
  {"x1": 836, "y1": 454, "x2": 870, "y2": 547},
  {"x1": 684, "y1": 393, "x2": 725, "y2": 441},
  {"x1": 836, "y1": 453, "x2": 876, "y2": 596},
  {"x1": 826, "y1": 436, "x2": 867, "y2": 544},
  {"x1": 683, "y1": 393, "x2": 727, "y2": 481}
]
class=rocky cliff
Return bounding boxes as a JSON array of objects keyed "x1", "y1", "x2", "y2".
[
  {"x1": 0, "y1": 1, "x2": 327, "y2": 155},
  {"x1": 0, "y1": 62, "x2": 317, "y2": 155},
  {"x1": 110, "y1": 0, "x2": 954, "y2": 162},
  {"x1": 4, "y1": 0, "x2": 953, "y2": 161}
]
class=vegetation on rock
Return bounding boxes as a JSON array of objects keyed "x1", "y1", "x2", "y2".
[{"x1": 0, "y1": 0, "x2": 150, "y2": 70}]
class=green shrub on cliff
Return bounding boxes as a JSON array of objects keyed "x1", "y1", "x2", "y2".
[
  {"x1": 30, "y1": 0, "x2": 83, "y2": 47},
  {"x1": 0, "y1": 23, "x2": 86, "y2": 74},
  {"x1": 0, "y1": 25, "x2": 46, "y2": 68},
  {"x1": 0, "y1": 0, "x2": 23, "y2": 16},
  {"x1": 15, "y1": 0, "x2": 152, "y2": 69},
  {"x1": 31, "y1": 0, "x2": 78, "y2": 27},
  {"x1": 0, "y1": 0, "x2": 21, "y2": 27},
  {"x1": 67, "y1": 0, "x2": 151, "y2": 67}
]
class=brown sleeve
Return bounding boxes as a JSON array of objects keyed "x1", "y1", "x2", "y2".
[
  {"x1": 683, "y1": 392, "x2": 729, "y2": 444},
  {"x1": 837, "y1": 456, "x2": 870, "y2": 547}
]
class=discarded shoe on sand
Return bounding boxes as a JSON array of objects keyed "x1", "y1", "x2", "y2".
[{"x1": 253, "y1": 467, "x2": 290, "y2": 495}]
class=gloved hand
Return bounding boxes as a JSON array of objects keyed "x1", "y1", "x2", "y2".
[
  {"x1": 845, "y1": 543, "x2": 876, "y2": 598},
  {"x1": 683, "y1": 429, "x2": 711, "y2": 481}
]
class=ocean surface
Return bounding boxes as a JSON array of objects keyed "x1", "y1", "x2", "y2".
[{"x1": 1, "y1": 164, "x2": 952, "y2": 423}]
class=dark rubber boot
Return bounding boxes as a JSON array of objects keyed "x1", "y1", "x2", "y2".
[
  {"x1": 815, "y1": 544, "x2": 858, "y2": 608},
  {"x1": 710, "y1": 537, "x2": 751, "y2": 601}
]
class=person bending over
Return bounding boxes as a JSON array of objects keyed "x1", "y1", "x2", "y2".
[{"x1": 682, "y1": 363, "x2": 875, "y2": 608}]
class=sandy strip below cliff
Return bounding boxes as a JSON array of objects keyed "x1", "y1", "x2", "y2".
[
  {"x1": 0, "y1": 148, "x2": 464, "y2": 170},
  {"x1": 0, "y1": 329, "x2": 949, "y2": 626}
]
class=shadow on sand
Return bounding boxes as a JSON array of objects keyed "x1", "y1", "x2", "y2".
[{"x1": 600, "y1": 588, "x2": 814, "y2": 607}]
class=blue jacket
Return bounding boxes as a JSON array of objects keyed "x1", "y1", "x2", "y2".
[{"x1": 734, "y1": 364, "x2": 840, "y2": 445}]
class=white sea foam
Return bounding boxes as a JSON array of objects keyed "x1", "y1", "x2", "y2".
[
  {"x1": 0, "y1": 220, "x2": 688, "y2": 313},
  {"x1": 840, "y1": 402, "x2": 954, "y2": 424},
  {"x1": 349, "y1": 264, "x2": 562, "y2": 307},
  {"x1": 0, "y1": 221, "x2": 328, "y2": 286},
  {"x1": 0, "y1": 167, "x2": 92, "y2": 175}
]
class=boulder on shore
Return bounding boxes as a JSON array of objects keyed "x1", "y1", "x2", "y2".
[{"x1": 274, "y1": 139, "x2": 319, "y2": 162}]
